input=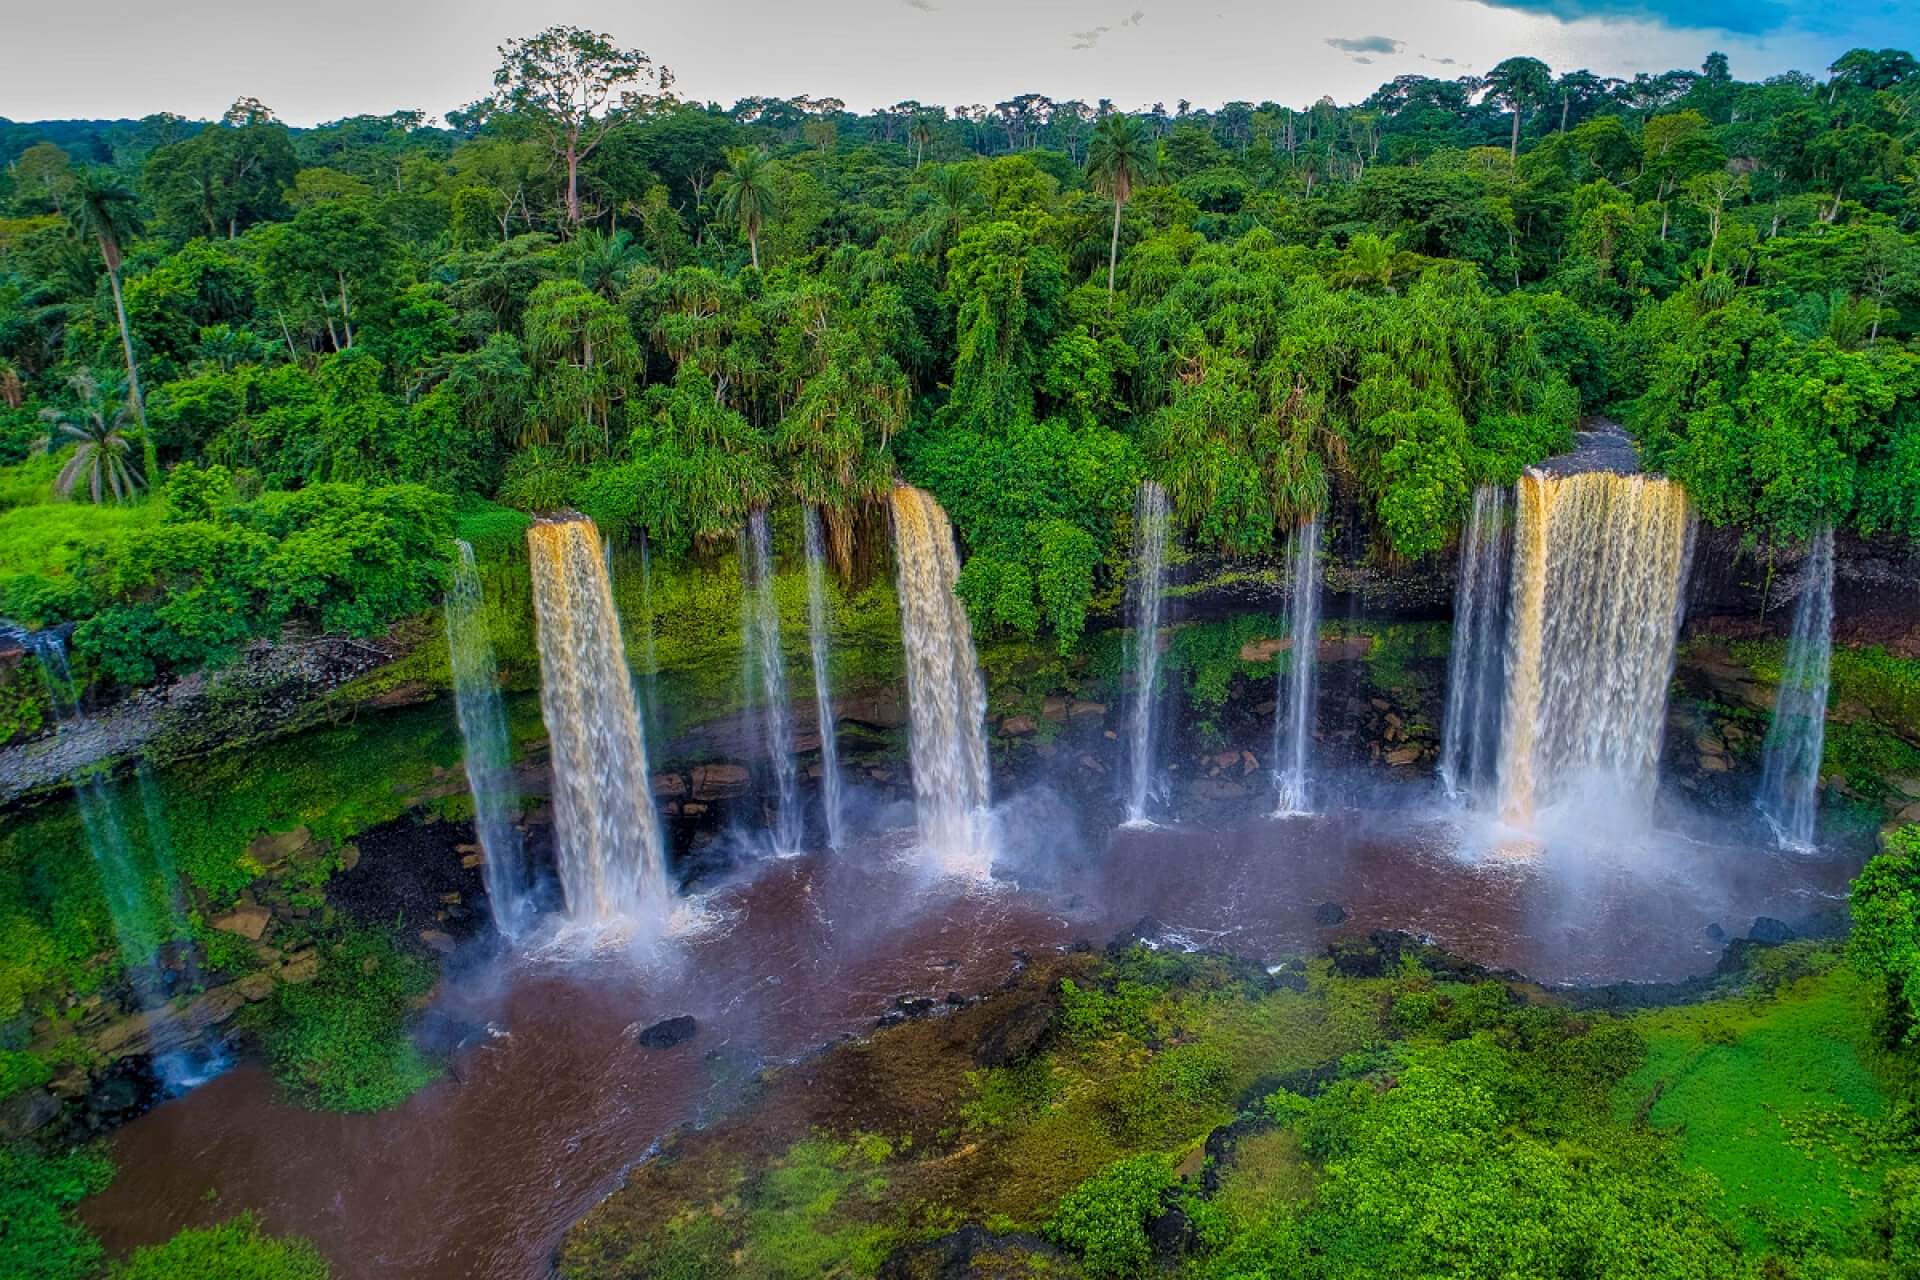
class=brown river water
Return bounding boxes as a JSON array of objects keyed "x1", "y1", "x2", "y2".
[{"x1": 81, "y1": 809, "x2": 1861, "y2": 1279}]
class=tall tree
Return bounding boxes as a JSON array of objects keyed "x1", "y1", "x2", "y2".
[
  {"x1": 485, "y1": 26, "x2": 672, "y2": 227},
  {"x1": 711, "y1": 146, "x2": 777, "y2": 269},
  {"x1": 1485, "y1": 57, "x2": 1554, "y2": 160},
  {"x1": 1085, "y1": 112, "x2": 1158, "y2": 305},
  {"x1": 67, "y1": 171, "x2": 151, "y2": 477}
]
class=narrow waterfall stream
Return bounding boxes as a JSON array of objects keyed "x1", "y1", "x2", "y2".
[
  {"x1": 803, "y1": 508, "x2": 846, "y2": 852},
  {"x1": 888, "y1": 485, "x2": 992, "y2": 874},
  {"x1": 526, "y1": 517, "x2": 669, "y2": 925},
  {"x1": 446, "y1": 540, "x2": 530, "y2": 937},
  {"x1": 1271, "y1": 515, "x2": 1322, "y2": 816},
  {"x1": 1495, "y1": 470, "x2": 1694, "y2": 831},
  {"x1": 1757, "y1": 527, "x2": 1835, "y2": 850},
  {"x1": 1123, "y1": 481, "x2": 1169, "y2": 826},
  {"x1": 1439, "y1": 485, "x2": 1512, "y2": 803},
  {"x1": 741, "y1": 508, "x2": 801, "y2": 854}
]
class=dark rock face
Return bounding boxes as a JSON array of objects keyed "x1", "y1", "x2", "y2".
[
  {"x1": 1147, "y1": 1206, "x2": 1195, "y2": 1259},
  {"x1": 1313, "y1": 902, "x2": 1349, "y2": 926},
  {"x1": 1749, "y1": 917, "x2": 1797, "y2": 945},
  {"x1": 636, "y1": 1015, "x2": 698, "y2": 1050},
  {"x1": 0, "y1": 1087, "x2": 59, "y2": 1140},
  {"x1": 68, "y1": 1055, "x2": 164, "y2": 1137},
  {"x1": 876, "y1": 1224, "x2": 1068, "y2": 1279},
  {"x1": 971, "y1": 993, "x2": 1059, "y2": 1069}
]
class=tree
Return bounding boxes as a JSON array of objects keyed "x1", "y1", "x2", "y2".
[
  {"x1": 485, "y1": 26, "x2": 672, "y2": 226},
  {"x1": 909, "y1": 112, "x2": 937, "y2": 169},
  {"x1": 711, "y1": 146, "x2": 777, "y2": 269},
  {"x1": 42, "y1": 371, "x2": 144, "y2": 503},
  {"x1": 68, "y1": 171, "x2": 151, "y2": 470},
  {"x1": 1485, "y1": 57, "x2": 1553, "y2": 160},
  {"x1": 1085, "y1": 112, "x2": 1157, "y2": 305}
]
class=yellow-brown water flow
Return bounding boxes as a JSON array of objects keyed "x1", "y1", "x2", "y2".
[
  {"x1": 1495, "y1": 471, "x2": 1692, "y2": 831},
  {"x1": 888, "y1": 486, "x2": 992, "y2": 873},
  {"x1": 527, "y1": 517, "x2": 668, "y2": 923}
]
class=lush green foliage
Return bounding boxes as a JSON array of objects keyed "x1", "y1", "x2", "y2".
[
  {"x1": 0, "y1": 1143, "x2": 114, "y2": 1280},
  {"x1": 247, "y1": 925, "x2": 440, "y2": 1111},
  {"x1": 1046, "y1": 1153, "x2": 1177, "y2": 1277},
  {"x1": 3, "y1": 41, "x2": 1914, "y2": 668},
  {"x1": 1850, "y1": 826, "x2": 1920, "y2": 1045},
  {"x1": 109, "y1": 1214, "x2": 330, "y2": 1280}
]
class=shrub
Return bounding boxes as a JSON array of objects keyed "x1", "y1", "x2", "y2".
[
  {"x1": 1046, "y1": 1153, "x2": 1176, "y2": 1278},
  {"x1": 109, "y1": 1213, "x2": 329, "y2": 1280},
  {"x1": 0, "y1": 1143, "x2": 114, "y2": 1280},
  {"x1": 247, "y1": 927, "x2": 439, "y2": 1111},
  {"x1": 1848, "y1": 826, "x2": 1920, "y2": 1045}
]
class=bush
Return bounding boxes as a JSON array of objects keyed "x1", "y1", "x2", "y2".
[
  {"x1": 110, "y1": 1213, "x2": 329, "y2": 1280},
  {"x1": 0, "y1": 1143, "x2": 114, "y2": 1280},
  {"x1": 1046, "y1": 1153, "x2": 1176, "y2": 1277},
  {"x1": 248, "y1": 927, "x2": 439, "y2": 1111},
  {"x1": 1848, "y1": 826, "x2": 1920, "y2": 1045}
]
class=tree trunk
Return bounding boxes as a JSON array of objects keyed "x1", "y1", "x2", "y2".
[
  {"x1": 750, "y1": 227, "x2": 760, "y2": 270},
  {"x1": 1560, "y1": 94, "x2": 1570, "y2": 133},
  {"x1": 1510, "y1": 110, "x2": 1520, "y2": 161},
  {"x1": 104, "y1": 258, "x2": 153, "y2": 480},
  {"x1": 338, "y1": 272, "x2": 354, "y2": 348},
  {"x1": 566, "y1": 141, "x2": 581, "y2": 225},
  {"x1": 1106, "y1": 196, "x2": 1123, "y2": 306}
]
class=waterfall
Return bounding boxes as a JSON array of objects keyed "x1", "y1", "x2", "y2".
[
  {"x1": 1123, "y1": 481, "x2": 1170, "y2": 825},
  {"x1": 447, "y1": 540, "x2": 531, "y2": 938},
  {"x1": 526, "y1": 517, "x2": 669, "y2": 925},
  {"x1": 888, "y1": 485, "x2": 992, "y2": 874},
  {"x1": 1495, "y1": 470, "x2": 1693, "y2": 829},
  {"x1": 802, "y1": 508, "x2": 846, "y2": 852},
  {"x1": 1271, "y1": 515, "x2": 1323, "y2": 816},
  {"x1": 33, "y1": 637, "x2": 192, "y2": 1074},
  {"x1": 740, "y1": 509, "x2": 802, "y2": 854},
  {"x1": 1438, "y1": 486, "x2": 1512, "y2": 803},
  {"x1": 1756, "y1": 527, "x2": 1835, "y2": 851}
]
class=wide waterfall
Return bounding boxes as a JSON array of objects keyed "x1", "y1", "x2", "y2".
[
  {"x1": 1439, "y1": 486, "x2": 1512, "y2": 803},
  {"x1": 1495, "y1": 470, "x2": 1694, "y2": 829},
  {"x1": 803, "y1": 508, "x2": 846, "y2": 851},
  {"x1": 1756, "y1": 527, "x2": 1835, "y2": 850},
  {"x1": 888, "y1": 485, "x2": 992, "y2": 874},
  {"x1": 446, "y1": 540, "x2": 531, "y2": 938},
  {"x1": 1123, "y1": 481, "x2": 1170, "y2": 825},
  {"x1": 526, "y1": 517, "x2": 669, "y2": 925},
  {"x1": 1271, "y1": 515, "x2": 1322, "y2": 816},
  {"x1": 741, "y1": 509, "x2": 801, "y2": 854}
]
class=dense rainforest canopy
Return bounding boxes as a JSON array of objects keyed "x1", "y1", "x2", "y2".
[{"x1": 2, "y1": 33, "x2": 1918, "y2": 679}]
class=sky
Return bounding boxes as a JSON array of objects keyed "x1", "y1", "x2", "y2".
[{"x1": 1, "y1": 0, "x2": 1912, "y2": 126}]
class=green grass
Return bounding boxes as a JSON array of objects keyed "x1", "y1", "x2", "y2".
[
  {"x1": 1622, "y1": 953, "x2": 1894, "y2": 1254},
  {"x1": 108, "y1": 1213, "x2": 330, "y2": 1280}
]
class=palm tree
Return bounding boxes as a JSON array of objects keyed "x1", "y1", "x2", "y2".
[
  {"x1": 712, "y1": 147, "x2": 778, "y2": 271},
  {"x1": 42, "y1": 371, "x2": 144, "y2": 504},
  {"x1": 67, "y1": 172, "x2": 151, "y2": 480},
  {"x1": 909, "y1": 114, "x2": 936, "y2": 169},
  {"x1": 571, "y1": 228, "x2": 647, "y2": 299},
  {"x1": 1085, "y1": 113, "x2": 1158, "y2": 307},
  {"x1": 909, "y1": 165, "x2": 984, "y2": 263}
]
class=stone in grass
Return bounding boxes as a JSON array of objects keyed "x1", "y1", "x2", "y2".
[{"x1": 636, "y1": 1015, "x2": 698, "y2": 1049}]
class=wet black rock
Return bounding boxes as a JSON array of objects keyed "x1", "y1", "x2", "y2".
[
  {"x1": 1704, "y1": 922, "x2": 1726, "y2": 943},
  {"x1": 1749, "y1": 917, "x2": 1797, "y2": 945},
  {"x1": 636, "y1": 1015, "x2": 698, "y2": 1049},
  {"x1": 1148, "y1": 1206, "x2": 1196, "y2": 1258},
  {"x1": 1313, "y1": 902, "x2": 1349, "y2": 926},
  {"x1": 70, "y1": 1055, "x2": 164, "y2": 1137}
]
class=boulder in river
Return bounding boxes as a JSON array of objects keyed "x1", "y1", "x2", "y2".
[{"x1": 636, "y1": 1015, "x2": 698, "y2": 1049}]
